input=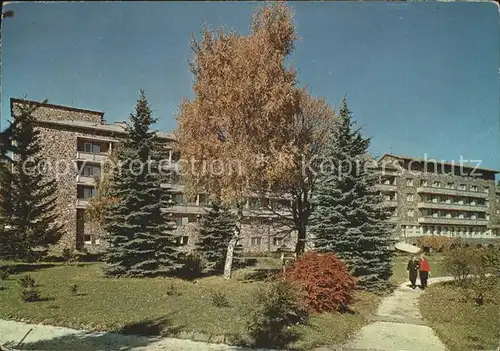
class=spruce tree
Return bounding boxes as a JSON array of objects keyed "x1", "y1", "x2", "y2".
[
  {"x1": 103, "y1": 91, "x2": 180, "y2": 277},
  {"x1": 196, "y1": 201, "x2": 236, "y2": 274},
  {"x1": 309, "y1": 98, "x2": 394, "y2": 291},
  {"x1": 0, "y1": 102, "x2": 62, "y2": 260}
]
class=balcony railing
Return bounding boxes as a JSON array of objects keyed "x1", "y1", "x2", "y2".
[
  {"x1": 417, "y1": 216, "x2": 488, "y2": 226},
  {"x1": 417, "y1": 202, "x2": 488, "y2": 212},
  {"x1": 416, "y1": 186, "x2": 489, "y2": 199},
  {"x1": 381, "y1": 200, "x2": 398, "y2": 207},
  {"x1": 76, "y1": 152, "x2": 108, "y2": 163},
  {"x1": 76, "y1": 199, "x2": 90, "y2": 208},
  {"x1": 377, "y1": 184, "x2": 397, "y2": 192},
  {"x1": 76, "y1": 175, "x2": 96, "y2": 184}
]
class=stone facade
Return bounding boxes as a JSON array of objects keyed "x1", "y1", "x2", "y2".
[{"x1": 9, "y1": 98, "x2": 499, "y2": 254}]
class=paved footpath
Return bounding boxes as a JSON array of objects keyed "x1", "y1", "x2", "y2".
[
  {"x1": 0, "y1": 319, "x2": 270, "y2": 351},
  {"x1": 344, "y1": 276, "x2": 454, "y2": 351}
]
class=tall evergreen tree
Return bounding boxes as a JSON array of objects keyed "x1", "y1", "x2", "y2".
[
  {"x1": 103, "y1": 91, "x2": 180, "y2": 277},
  {"x1": 0, "y1": 102, "x2": 62, "y2": 260},
  {"x1": 309, "y1": 97, "x2": 394, "y2": 291},
  {"x1": 196, "y1": 201, "x2": 236, "y2": 274}
]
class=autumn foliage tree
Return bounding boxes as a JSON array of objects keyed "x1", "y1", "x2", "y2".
[
  {"x1": 285, "y1": 251, "x2": 356, "y2": 313},
  {"x1": 176, "y1": 2, "x2": 301, "y2": 278}
]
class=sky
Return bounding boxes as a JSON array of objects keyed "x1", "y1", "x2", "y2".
[{"x1": 2, "y1": 1, "x2": 499, "y2": 171}]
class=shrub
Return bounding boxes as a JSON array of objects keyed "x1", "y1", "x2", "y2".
[
  {"x1": 69, "y1": 284, "x2": 79, "y2": 295},
  {"x1": 21, "y1": 287, "x2": 41, "y2": 302},
  {"x1": 416, "y1": 236, "x2": 453, "y2": 252},
  {"x1": 62, "y1": 248, "x2": 74, "y2": 262},
  {"x1": 18, "y1": 274, "x2": 36, "y2": 289},
  {"x1": 285, "y1": 251, "x2": 356, "y2": 313},
  {"x1": 165, "y1": 282, "x2": 181, "y2": 296},
  {"x1": 0, "y1": 269, "x2": 9, "y2": 281},
  {"x1": 177, "y1": 253, "x2": 204, "y2": 279},
  {"x1": 210, "y1": 290, "x2": 230, "y2": 308},
  {"x1": 248, "y1": 278, "x2": 308, "y2": 349},
  {"x1": 443, "y1": 245, "x2": 475, "y2": 286}
]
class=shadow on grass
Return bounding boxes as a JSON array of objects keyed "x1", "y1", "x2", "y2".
[
  {"x1": 241, "y1": 268, "x2": 281, "y2": 283},
  {"x1": 13, "y1": 317, "x2": 183, "y2": 351},
  {"x1": 0, "y1": 263, "x2": 57, "y2": 275}
]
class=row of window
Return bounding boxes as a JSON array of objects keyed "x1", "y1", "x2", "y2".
[
  {"x1": 406, "y1": 178, "x2": 488, "y2": 193},
  {"x1": 421, "y1": 210, "x2": 488, "y2": 220},
  {"x1": 171, "y1": 193, "x2": 290, "y2": 210},
  {"x1": 401, "y1": 225, "x2": 489, "y2": 236}
]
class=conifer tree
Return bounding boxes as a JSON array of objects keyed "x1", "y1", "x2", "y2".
[
  {"x1": 103, "y1": 91, "x2": 180, "y2": 277},
  {"x1": 0, "y1": 102, "x2": 62, "y2": 260},
  {"x1": 196, "y1": 201, "x2": 236, "y2": 274},
  {"x1": 309, "y1": 98, "x2": 394, "y2": 291}
]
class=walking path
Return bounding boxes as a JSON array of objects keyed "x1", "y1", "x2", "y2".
[
  {"x1": 0, "y1": 319, "x2": 268, "y2": 351},
  {"x1": 344, "y1": 276, "x2": 454, "y2": 351}
]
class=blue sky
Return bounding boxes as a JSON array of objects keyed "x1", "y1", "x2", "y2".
[{"x1": 2, "y1": 1, "x2": 499, "y2": 170}]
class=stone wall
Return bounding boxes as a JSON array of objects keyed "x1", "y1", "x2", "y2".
[{"x1": 12, "y1": 99, "x2": 103, "y2": 124}]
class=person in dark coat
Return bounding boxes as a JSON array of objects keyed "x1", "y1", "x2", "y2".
[{"x1": 407, "y1": 256, "x2": 419, "y2": 289}]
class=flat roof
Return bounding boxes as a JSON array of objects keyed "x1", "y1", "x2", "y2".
[
  {"x1": 10, "y1": 98, "x2": 105, "y2": 119},
  {"x1": 36, "y1": 119, "x2": 175, "y2": 140},
  {"x1": 380, "y1": 153, "x2": 499, "y2": 174}
]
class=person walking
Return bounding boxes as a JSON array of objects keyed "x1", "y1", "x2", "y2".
[
  {"x1": 419, "y1": 254, "x2": 431, "y2": 289},
  {"x1": 407, "y1": 256, "x2": 419, "y2": 289}
]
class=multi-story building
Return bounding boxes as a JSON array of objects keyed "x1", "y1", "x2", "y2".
[
  {"x1": 9, "y1": 98, "x2": 499, "y2": 253},
  {"x1": 376, "y1": 154, "x2": 500, "y2": 244},
  {"x1": 10, "y1": 98, "x2": 297, "y2": 253}
]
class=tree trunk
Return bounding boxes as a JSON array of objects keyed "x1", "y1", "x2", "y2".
[
  {"x1": 295, "y1": 225, "x2": 306, "y2": 255},
  {"x1": 223, "y1": 202, "x2": 243, "y2": 279}
]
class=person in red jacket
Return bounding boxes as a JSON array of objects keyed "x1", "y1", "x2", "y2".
[{"x1": 419, "y1": 254, "x2": 431, "y2": 289}]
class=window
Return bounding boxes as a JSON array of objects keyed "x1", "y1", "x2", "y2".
[
  {"x1": 84, "y1": 234, "x2": 91, "y2": 244},
  {"x1": 177, "y1": 236, "x2": 189, "y2": 246},
  {"x1": 82, "y1": 165, "x2": 101, "y2": 177},
  {"x1": 470, "y1": 185, "x2": 478, "y2": 192},
  {"x1": 181, "y1": 217, "x2": 189, "y2": 226},
  {"x1": 432, "y1": 181, "x2": 441, "y2": 188},
  {"x1": 174, "y1": 217, "x2": 182, "y2": 226},
  {"x1": 273, "y1": 237, "x2": 283, "y2": 246},
  {"x1": 173, "y1": 194, "x2": 184, "y2": 205},
  {"x1": 248, "y1": 198, "x2": 261, "y2": 210},
  {"x1": 407, "y1": 209, "x2": 414, "y2": 217},
  {"x1": 406, "y1": 178, "x2": 413, "y2": 186},
  {"x1": 420, "y1": 179, "x2": 428, "y2": 187},
  {"x1": 251, "y1": 237, "x2": 262, "y2": 246},
  {"x1": 83, "y1": 187, "x2": 97, "y2": 199},
  {"x1": 198, "y1": 194, "x2": 208, "y2": 206},
  {"x1": 459, "y1": 184, "x2": 466, "y2": 191},
  {"x1": 83, "y1": 142, "x2": 101, "y2": 154},
  {"x1": 446, "y1": 183, "x2": 454, "y2": 189},
  {"x1": 406, "y1": 193, "x2": 414, "y2": 201}
]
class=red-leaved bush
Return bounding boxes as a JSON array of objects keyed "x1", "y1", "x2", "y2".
[{"x1": 285, "y1": 251, "x2": 356, "y2": 313}]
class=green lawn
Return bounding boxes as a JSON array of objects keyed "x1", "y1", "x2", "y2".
[
  {"x1": 391, "y1": 254, "x2": 446, "y2": 285},
  {"x1": 0, "y1": 259, "x2": 380, "y2": 349},
  {"x1": 420, "y1": 278, "x2": 500, "y2": 351}
]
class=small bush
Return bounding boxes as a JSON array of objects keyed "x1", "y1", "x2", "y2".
[
  {"x1": 18, "y1": 274, "x2": 36, "y2": 289},
  {"x1": 62, "y1": 248, "x2": 74, "y2": 262},
  {"x1": 165, "y1": 282, "x2": 182, "y2": 296},
  {"x1": 69, "y1": 284, "x2": 79, "y2": 295},
  {"x1": 248, "y1": 278, "x2": 308, "y2": 349},
  {"x1": 416, "y1": 236, "x2": 453, "y2": 252},
  {"x1": 286, "y1": 251, "x2": 356, "y2": 313},
  {"x1": 210, "y1": 290, "x2": 230, "y2": 308},
  {"x1": 21, "y1": 287, "x2": 41, "y2": 302},
  {"x1": 0, "y1": 269, "x2": 10, "y2": 281},
  {"x1": 444, "y1": 245, "x2": 475, "y2": 286},
  {"x1": 177, "y1": 253, "x2": 204, "y2": 279}
]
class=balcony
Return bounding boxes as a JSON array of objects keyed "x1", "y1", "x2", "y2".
[
  {"x1": 76, "y1": 151, "x2": 108, "y2": 163},
  {"x1": 417, "y1": 202, "x2": 488, "y2": 212},
  {"x1": 416, "y1": 186, "x2": 488, "y2": 199},
  {"x1": 382, "y1": 200, "x2": 398, "y2": 207},
  {"x1": 162, "y1": 204, "x2": 206, "y2": 215},
  {"x1": 76, "y1": 199, "x2": 90, "y2": 208},
  {"x1": 76, "y1": 175, "x2": 96, "y2": 185},
  {"x1": 377, "y1": 184, "x2": 397, "y2": 192},
  {"x1": 417, "y1": 217, "x2": 488, "y2": 226}
]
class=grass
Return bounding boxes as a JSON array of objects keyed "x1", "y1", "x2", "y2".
[
  {"x1": 420, "y1": 278, "x2": 500, "y2": 351},
  {"x1": 391, "y1": 254, "x2": 446, "y2": 285},
  {"x1": 0, "y1": 258, "x2": 381, "y2": 349}
]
